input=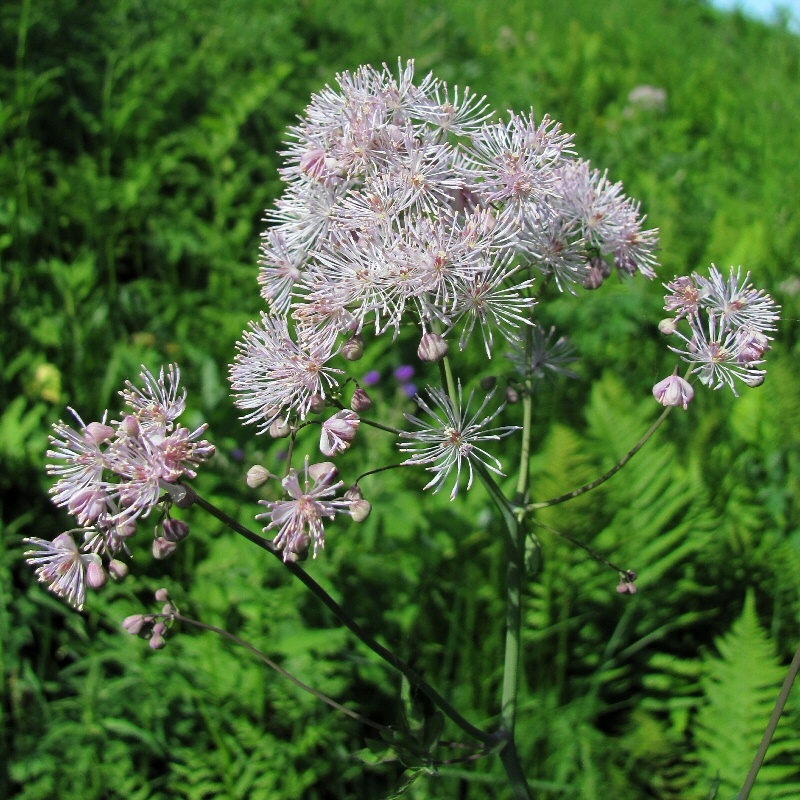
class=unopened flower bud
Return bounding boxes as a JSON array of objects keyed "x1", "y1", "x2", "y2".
[
  {"x1": 269, "y1": 417, "x2": 291, "y2": 438},
  {"x1": 344, "y1": 485, "x2": 363, "y2": 501},
  {"x1": 417, "y1": 332, "x2": 449, "y2": 362},
  {"x1": 350, "y1": 387, "x2": 373, "y2": 412},
  {"x1": 152, "y1": 537, "x2": 177, "y2": 560},
  {"x1": 116, "y1": 520, "x2": 137, "y2": 539},
  {"x1": 123, "y1": 614, "x2": 146, "y2": 635},
  {"x1": 341, "y1": 334, "x2": 365, "y2": 361},
  {"x1": 309, "y1": 394, "x2": 326, "y2": 414},
  {"x1": 86, "y1": 560, "x2": 108, "y2": 590},
  {"x1": 120, "y1": 415, "x2": 140, "y2": 437},
  {"x1": 162, "y1": 518, "x2": 190, "y2": 542},
  {"x1": 109, "y1": 559, "x2": 129, "y2": 580},
  {"x1": 658, "y1": 318, "x2": 678, "y2": 335},
  {"x1": 582, "y1": 262, "x2": 605, "y2": 290},
  {"x1": 85, "y1": 422, "x2": 115, "y2": 445},
  {"x1": 480, "y1": 376, "x2": 497, "y2": 391},
  {"x1": 320, "y1": 410, "x2": 360, "y2": 457},
  {"x1": 739, "y1": 330, "x2": 770, "y2": 363},
  {"x1": 616, "y1": 582, "x2": 629, "y2": 594},
  {"x1": 162, "y1": 604, "x2": 174, "y2": 616},
  {"x1": 155, "y1": 588, "x2": 170, "y2": 602},
  {"x1": 149, "y1": 633, "x2": 166, "y2": 650},
  {"x1": 246, "y1": 465, "x2": 273, "y2": 488},
  {"x1": 505, "y1": 386, "x2": 520, "y2": 404},
  {"x1": 349, "y1": 498, "x2": 372, "y2": 522},
  {"x1": 744, "y1": 371, "x2": 766, "y2": 388},
  {"x1": 652, "y1": 371, "x2": 694, "y2": 409},
  {"x1": 152, "y1": 621, "x2": 167, "y2": 637},
  {"x1": 308, "y1": 461, "x2": 339, "y2": 484}
]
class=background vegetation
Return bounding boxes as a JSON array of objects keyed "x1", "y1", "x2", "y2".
[{"x1": 2, "y1": 0, "x2": 800, "y2": 797}]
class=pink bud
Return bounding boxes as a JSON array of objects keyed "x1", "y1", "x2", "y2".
[
  {"x1": 349, "y1": 498, "x2": 372, "y2": 523},
  {"x1": 269, "y1": 417, "x2": 291, "y2": 438},
  {"x1": 658, "y1": 318, "x2": 678, "y2": 335},
  {"x1": 123, "y1": 614, "x2": 146, "y2": 635},
  {"x1": 320, "y1": 410, "x2": 360, "y2": 457},
  {"x1": 309, "y1": 394, "x2": 326, "y2": 414},
  {"x1": 341, "y1": 334, "x2": 365, "y2": 361},
  {"x1": 152, "y1": 622, "x2": 167, "y2": 636},
  {"x1": 149, "y1": 633, "x2": 166, "y2": 650},
  {"x1": 308, "y1": 462, "x2": 339, "y2": 485},
  {"x1": 85, "y1": 422, "x2": 115, "y2": 445},
  {"x1": 246, "y1": 465, "x2": 272, "y2": 488},
  {"x1": 652, "y1": 372, "x2": 694, "y2": 409},
  {"x1": 152, "y1": 537, "x2": 177, "y2": 560},
  {"x1": 116, "y1": 520, "x2": 137, "y2": 539},
  {"x1": 350, "y1": 387, "x2": 373, "y2": 412},
  {"x1": 162, "y1": 518, "x2": 190, "y2": 542},
  {"x1": 108, "y1": 559, "x2": 129, "y2": 580},
  {"x1": 155, "y1": 588, "x2": 170, "y2": 602},
  {"x1": 86, "y1": 560, "x2": 108, "y2": 590},
  {"x1": 120, "y1": 415, "x2": 140, "y2": 437},
  {"x1": 417, "y1": 332, "x2": 449, "y2": 362}
]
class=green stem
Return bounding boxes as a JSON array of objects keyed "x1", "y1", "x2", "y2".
[
  {"x1": 438, "y1": 354, "x2": 457, "y2": 404},
  {"x1": 181, "y1": 487, "x2": 493, "y2": 745},
  {"x1": 738, "y1": 640, "x2": 800, "y2": 800},
  {"x1": 474, "y1": 463, "x2": 533, "y2": 800},
  {"x1": 526, "y1": 406, "x2": 671, "y2": 511}
]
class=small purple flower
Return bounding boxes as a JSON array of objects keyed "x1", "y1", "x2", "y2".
[
  {"x1": 402, "y1": 383, "x2": 418, "y2": 398},
  {"x1": 363, "y1": 370, "x2": 381, "y2": 387},
  {"x1": 394, "y1": 365, "x2": 415, "y2": 382}
]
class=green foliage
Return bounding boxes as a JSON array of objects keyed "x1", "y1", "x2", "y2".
[{"x1": 2, "y1": 0, "x2": 800, "y2": 797}]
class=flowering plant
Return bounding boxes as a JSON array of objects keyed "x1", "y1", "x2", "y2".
[{"x1": 27, "y1": 61, "x2": 782, "y2": 797}]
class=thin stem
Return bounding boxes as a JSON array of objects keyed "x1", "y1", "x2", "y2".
[
  {"x1": 353, "y1": 462, "x2": 407, "y2": 485},
  {"x1": 186, "y1": 488, "x2": 493, "y2": 745},
  {"x1": 526, "y1": 406, "x2": 671, "y2": 511},
  {"x1": 738, "y1": 640, "x2": 800, "y2": 800},
  {"x1": 530, "y1": 518, "x2": 632, "y2": 576},
  {"x1": 438, "y1": 354, "x2": 457, "y2": 405},
  {"x1": 173, "y1": 613, "x2": 392, "y2": 734}
]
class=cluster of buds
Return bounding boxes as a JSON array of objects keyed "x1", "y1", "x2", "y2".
[
  {"x1": 653, "y1": 266, "x2": 780, "y2": 407},
  {"x1": 25, "y1": 366, "x2": 214, "y2": 609},
  {"x1": 123, "y1": 588, "x2": 177, "y2": 650}
]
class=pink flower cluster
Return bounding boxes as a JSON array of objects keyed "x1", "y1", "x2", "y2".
[
  {"x1": 230, "y1": 60, "x2": 659, "y2": 432},
  {"x1": 655, "y1": 266, "x2": 780, "y2": 401},
  {"x1": 25, "y1": 365, "x2": 214, "y2": 609}
]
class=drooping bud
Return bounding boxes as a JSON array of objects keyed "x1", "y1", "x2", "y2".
[
  {"x1": 505, "y1": 386, "x2": 520, "y2": 404},
  {"x1": 246, "y1": 465, "x2": 273, "y2": 488},
  {"x1": 320, "y1": 410, "x2": 360, "y2": 457},
  {"x1": 658, "y1": 318, "x2": 678, "y2": 335},
  {"x1": 309, "y1": 394, "x2": 326, "y2": 414},
  {"x1": 350, "y1": 387, "x2": 373, "y2": 412},
  {"x1": 341, "y1": 333, "x2": 365, "y2": 361},
  {"x1": 120, "y1": 415, "x2": 140, "y2": 437},
  {"x1": 116, "y1": 520, "x2": 137, "y2": 539},
  {"x1": 152, "y1": 537, "x2": 177, "y2": 560},
  {"x1": 417, "y1": 332, "x2": 449, "y2": 362},
  {"x1": 582, "y1": 260, "x2": 605, "y2": 290},
  {"x1": 162, "y1": 518, "x2": 190, "y2": 543},
  {"x1": 155, "y1": 587, "x2": 170, "y2": 602},
  {"x1": 308, "y1": 461, "x2": 339, "y2": 485},
  {"x1": 738, "y1": 330, "x2": 770, "y2": 364},
  {"x1": 269, "y1": 417, "x2": 291, "y2": 438},
  {"x1": 85, "y1": 422, "x2": 115, "y2": 445},
  {"x1": 744, "y1": 371, "x2": 766, "y2": 388},
  {"x1": 109, "y1": 559, "x2": 129, "y2": 581},
  {"x1": 344, "y1": 485, "x2": 372, "y2": 522},
  {"x1": 123, "y1": 614, "x2": 146, "y2": 635},
  {"x1": 86, "y1": 560, "x2": 108, "y2": 590},
  {"x1": 652, "y1": 371, "x2": 694, "y2": 409},
  {"x1": 149, "y1": 633, "x2": 166, "y2": 650}
]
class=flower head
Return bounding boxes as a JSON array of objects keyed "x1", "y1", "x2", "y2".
[
  {"x1": 399, "y1": 383, "x2": 518, "y2": 500},
  {"x1": 257, "y1": 459, "x2": 352, "y2": 560}
]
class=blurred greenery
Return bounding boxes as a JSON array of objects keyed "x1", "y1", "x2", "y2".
[{"x1": 2, "y1": 0, "x2": 799, "y2": 797}]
